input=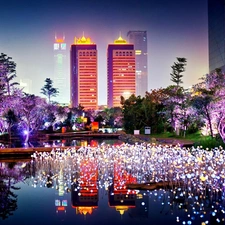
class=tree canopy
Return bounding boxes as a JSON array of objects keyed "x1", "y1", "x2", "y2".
[
  {"x1": 40, "y1": 78, "x2": 59, "y2": 103},
  {"x1": 170, "y1": 57, "x2": 187, "y2": 86},
  {"x1": 0, "y1": 53, "x2": 19, "y2": 96}
]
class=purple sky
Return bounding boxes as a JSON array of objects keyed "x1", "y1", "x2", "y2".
[{"x1": 0, "y1": 0, "x2": 208, "y2": 105}]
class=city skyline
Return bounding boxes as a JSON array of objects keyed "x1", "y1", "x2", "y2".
[{"x1": 0, "y1": 0, "x2": 208, "y2": 105}]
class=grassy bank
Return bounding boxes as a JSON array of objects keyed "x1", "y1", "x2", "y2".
[{"x1": 150, "y1": 132, "x2": 225, "y2": 150}]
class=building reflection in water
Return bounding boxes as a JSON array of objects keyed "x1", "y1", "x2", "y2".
[
  {"x1": 7, "y1": 143, "x2": 225, "y2": 224},
  {"x1": 55, "y1": 164, "x2": 68, "y2": 215},
  {"x1": 108, "y1": 160, "x2": 137, "y2": 216},
  {"x1": 71, "y1": 157, "x2": 98, "y2": 217}
]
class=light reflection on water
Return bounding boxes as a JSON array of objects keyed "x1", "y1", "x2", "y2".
[
  {"x1": 44, "y1": 138, "x2": 124, "y2": 148},
  {"x1": 0, "y1": 143, "x2": 225, "y2": 225}
]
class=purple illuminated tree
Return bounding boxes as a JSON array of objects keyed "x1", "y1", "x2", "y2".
[
  {"x1": 3, "y1": 109, "x2": 18, "y2": 146},
  {"x1": 191, "y1": 70, "x2": 225, "y2": 139},
  {"x1": 162, "y1": 85, "x2": 187, "y2": 134},
  {"x1": 17, "y1": 93, "x2": 48, "y2": 145},
  {"x1": 0, "y1": 89, "x2": 22, "y2": 141},
  {"x1": 161, "y1": 57, "x2": 187, "y2": 135},
  {"x1": 191, "y1": 89, "x2": 215, "y2": 137}
]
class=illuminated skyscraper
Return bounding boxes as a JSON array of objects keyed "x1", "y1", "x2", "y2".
[
  {"x1": 70, "y1": 36, "x2": 98, "y2": 109},
  {"x1": 54, "y1": 34, "x2": 69, "y2": 104},
  {"x1": 208, "y1": 0, "x2": 225, "y2": 72},
  {"x1": 107, "y1": 36, "x2": 136, "y2": 108},
  {"x1": 127, "y1": 31, "x2": 148, "y2": 97}
]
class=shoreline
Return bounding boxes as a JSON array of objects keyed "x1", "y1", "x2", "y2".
[
  {"x1": 0, "y1": 146, "x2": 80, "y2": 156},
  {"x1": 0, "y1": 133, "x2": 194, "y2": 156}
]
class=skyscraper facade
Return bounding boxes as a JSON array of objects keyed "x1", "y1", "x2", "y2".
[
  {"x1": 107, "y1": 36, "x2": 136, "y2": 108},
  {"x1": 127, "y1": 31, "x2": 148, "y2": 97},
  {"x1": 208, "y1": 0, "x2": 225, "y2": 72},
  {"x1": 70, "y1": 36, "x2": 98, "y2": 109},
  {"x1": 54, "y1": 35, "x2": 69, "y2": 104}
]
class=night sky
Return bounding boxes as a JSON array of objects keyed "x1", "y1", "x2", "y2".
[{"x1": 0, "y1": 0, "x2": 208, "y2": 105}]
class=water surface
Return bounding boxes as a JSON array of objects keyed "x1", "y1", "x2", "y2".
[{"x1": 1, "y1": 143, "x2": 225, "y2": 225}]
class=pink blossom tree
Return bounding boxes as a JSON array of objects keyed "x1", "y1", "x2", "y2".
[{"x1": 191, "y1": 70, "x2": 225, "y2": 139}]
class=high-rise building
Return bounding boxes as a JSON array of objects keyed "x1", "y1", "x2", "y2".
[
  {"x1": 127, "y1": 31, "x2": 148, "y2": 97},
  {"x1": 70, "y1": 36, "x2": 98, "y2": 109},
  {"x1": 208, "y1": 0, "x2": 225, "y2": 72},
  {"x1": 107, "y1": 36, "x2": 136, "y2": 108},
  {"x1": 54, "y1": 34, "x2": 69, "y2": 104}
]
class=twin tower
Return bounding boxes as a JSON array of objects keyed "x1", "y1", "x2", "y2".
[{"x1": 54, "y1": 31, "x2": 148, "y2": 109}]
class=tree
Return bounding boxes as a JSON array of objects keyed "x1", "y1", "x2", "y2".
[
  {"x1": 53, "y1": 105, "x2": 68, "y2": 129},
  {"x1": 3, "y1": 109, "x2": 18, "y2": 146},
  {"x1": 144, "y1": 89, "x2": 167, "y2": 133},
  {"x1": 190, "y1": 71, "x2": 225, "y2": 138},
  {"x1": 191, "y1": 91, "x2": 215, "y2": 138},
  {"x1": 170, "y1": 57, "x2": 187, "y2": 86},
  {"x1": 108, "y1": 107, "x2": 123, "y2": 128},
  {"x1": 18, "y1": 93, "x2": 48, "y2": 145},
  {"x1": 0, "y1": 89, "x2": 23, "y2": 135},
  {"x1": 162, "y1": 85, "x2": 186, "y2": 134},
  {"x1": 40, "y1": 78, "x2": 59, "y2": 103},
  {"x1": 121, "y1": 91, "x2": 170, "y2": 134},
  {"x1": 121, "y1": 94, "x2": 145, "y2": 133},
  {"x1": 0, "y1": 53, "x2": 19, "y2": 96}
]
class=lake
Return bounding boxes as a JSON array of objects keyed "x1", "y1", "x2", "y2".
[{"x1": 0, "y1": 143, "x2": 225, "y2": 225}]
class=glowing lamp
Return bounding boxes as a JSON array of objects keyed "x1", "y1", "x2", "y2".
[{"x1": 24, "y1": 130, "x2": 28, "y2": 135}]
